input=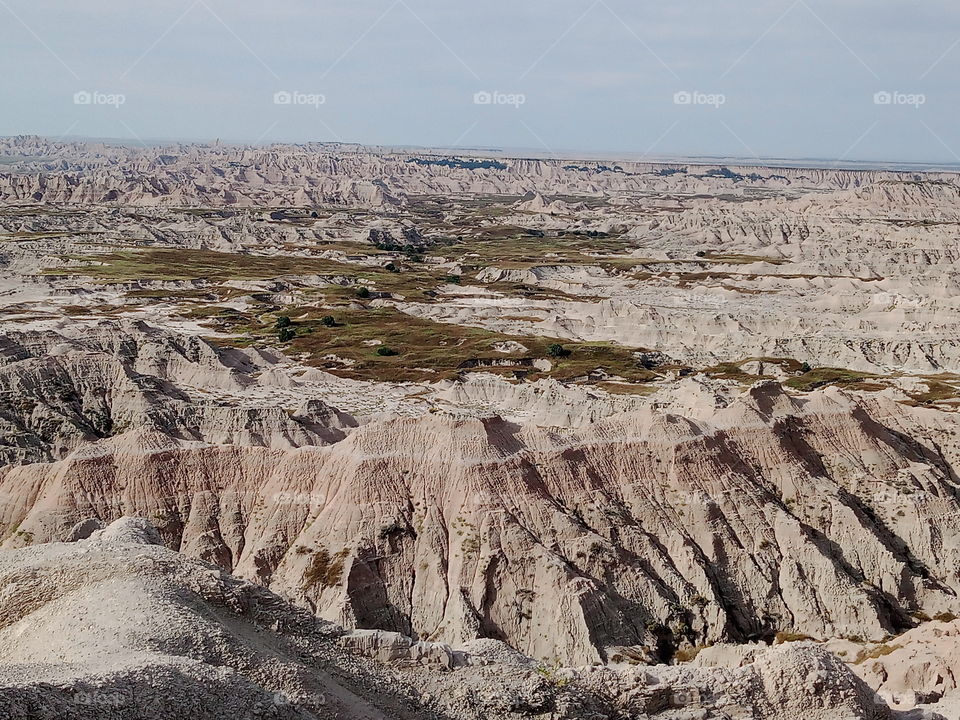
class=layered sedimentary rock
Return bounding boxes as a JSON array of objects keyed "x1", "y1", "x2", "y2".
[
  {"x1": 2, "y1": 325, "x2": 960, "y2": 669},
  {"x1": 0, "y1": 517, "x2": 909, "y2": 720},
  {"x1": 3, "y1": 138, "x2": 960, "y2": 717},
  {"x1": 1, "y1": 135, "x2": 953, "y2": 208}
]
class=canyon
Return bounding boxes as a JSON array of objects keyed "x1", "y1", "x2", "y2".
[{"x1": 1, "y1": 136, "x2": 959, "y2": 718}]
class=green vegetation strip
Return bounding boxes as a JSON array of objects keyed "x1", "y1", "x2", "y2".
[
  {"x1": 53, "y1": 249, "x2": 354, "y2": 281},
  {"x1": 785, "y1": 368, "x2": 879, "y2": 391},
  {"x1": 212, "y1": 304, "x2": 658, "y2": 385}
]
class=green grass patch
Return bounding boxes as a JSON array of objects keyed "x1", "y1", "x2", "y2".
[
  {"x1": 595, "y1": 381, "x2": 660, "y2": 396},
  {"x1": 209, "y1": 303, "x2": 658, "y2": 385},
  {"x1": 785, "y1": 367, "x2": 878, "y2": 392},
  {"x1": 1, "y1": 230, "x2": 103, "y2": 240},
  {"x1": 52, "y1": 248, "x2": 455, "y2": 302},
  {"x1": 700, "y1": 253, "x2": 789, "y2": 265},
  {"x1": 702, "y1": 363, "x2": 762, "y2": 383},
  {"x1": 53, "y1": 248, "x2": 357, "y2": 282},
  {"x1": 124, "y1": 288, "x2": 219, "y2": 301},
  {"x1": 535, "y1": 342, "x2": 658, "y2": 384},
  {"x1": 701, "y1": 357, "x2": 803, "y2": 383},
  {"x1": 481, "y1": 282, "x2": 602, "y2": 302},
  {"x1": 448, "y1": 228, "x2": 639, "y2": 269},
  {"x1": 904, "y1": 379, "x2": 960, "y2": 406}
]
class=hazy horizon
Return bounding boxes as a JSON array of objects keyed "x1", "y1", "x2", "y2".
[
  {"x1": 3, "y1": 1, "x2": 958, "y2": 163},
  {"x1": 8, "y1": 134, "x2": 959, "y2": 174}
]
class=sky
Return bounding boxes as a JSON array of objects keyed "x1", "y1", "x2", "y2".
[{"x1": 1, "y1": 0, "x2": 959, "y2": 163}]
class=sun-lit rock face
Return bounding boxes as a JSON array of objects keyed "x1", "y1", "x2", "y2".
[
  {"x1": 2, "y1": 323, "x2": 960, "y2": 671},
  {"x1": 0, "y1": 516, "x2": 898, "y2": 720},
  {"x1": 3, "y1": 137, "x2": 960, "y2": 718}
]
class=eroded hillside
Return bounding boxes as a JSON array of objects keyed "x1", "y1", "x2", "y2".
[{"x1": 1, "y1": 137, "x2": 959, "y2": 718}]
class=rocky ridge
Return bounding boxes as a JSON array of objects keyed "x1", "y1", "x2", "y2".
[
  {"x1": 2, "y1": 323, "x2": 960, "y2": 670},
  {"x1": 0, "y1": 517, "x2": 921, "y2": 719}
]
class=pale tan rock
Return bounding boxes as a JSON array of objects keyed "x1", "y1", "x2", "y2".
[
  {"x1": 3, "y1": 362, "x2": 960, "y2": 666},
  {"x1": 846, "y1": 620, "x2": 960, "y2": 717},
  {"x1": 0, "y1": 518, "x2": 902, "y2": 720}
]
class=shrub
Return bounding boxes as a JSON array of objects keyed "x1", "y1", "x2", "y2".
[
  {"x1": 376, "y1": 346, "x2": 398, "y2": 356},
  {"x1": 320, "y1": 315, "x2": 336, "y2": 327},
  {"x1": 303, "y1": 546, "x2": 348, "y2": 589},
  {"x1": 547, "y1": 343, "x2": 569, "y2": 358},
  {"x1": 534, "y1": 659, "x2": 569, "y2": 688},
  {"x1": 278, "y1": 327, "x2": 296, "y2": 343},
  {"x1": 356, "y1": 286, "x2": 371, "y2": 299},
  {"x1": 275, "y1": 315, "x2": 292, "y2": 329}
]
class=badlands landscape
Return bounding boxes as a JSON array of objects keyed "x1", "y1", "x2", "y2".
[{"x1": 2, "y1": 135, "x2": 960, "y2": 718}]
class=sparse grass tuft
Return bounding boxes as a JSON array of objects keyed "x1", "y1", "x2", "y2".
[
  {"x1": 673, "y1": 645, "x2": 708, "y2": 663},
  {"x1": 303, "y1": 546, "x2": 349, "y2": 590},
  {"x1": 775, "y1": 631, "x2": 813, "y2": 644},
  {"x1": 854, "y1": 644, "x2": 899, "y2": 664}
]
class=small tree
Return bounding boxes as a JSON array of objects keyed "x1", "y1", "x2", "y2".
[
  {"x1": 278, "y1": 326, "x2": 296, "y2": 343},
  {"x1": 376, "y1": 346, "x2": 398, "y2": 356},
  {"x1": 800, "y1": 361, "x2": 812, "y2": 373},
  {"x1": 547, "y1": 343, "x2": 569, "y2": 358},
  {"x1": 275, "y1": 315, "x2": 292, "y2": 329},
  {"x1": 384, "y1": 262, "x2": 399, "y2": 273},
  {"x1": 320, "y1": 315, "x2": 336, "y2": 327},
  {"x1": 356, "y1": 286, "x2": 371, "y2": 299}
]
